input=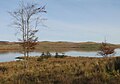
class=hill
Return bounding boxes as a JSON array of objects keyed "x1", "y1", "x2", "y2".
[{"x1": 0, "y1": 41, "x2": 119, "y2": 52}]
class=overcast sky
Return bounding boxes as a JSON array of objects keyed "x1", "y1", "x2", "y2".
[{"x1": 0, "y1": 0, "x2": 120, "y2": 43}]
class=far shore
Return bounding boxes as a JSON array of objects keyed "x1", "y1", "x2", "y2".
[{"x1": 0, "y1": 41, "x2": 119, "y2": 52}]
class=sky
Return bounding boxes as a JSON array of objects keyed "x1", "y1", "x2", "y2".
[{"x1": 0, "y1": 0, "x2": 120, "y2": 43}]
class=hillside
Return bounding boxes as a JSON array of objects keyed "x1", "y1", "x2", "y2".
[{"x1": 0, "y1": 41, "x2": 119, "y2": 52}]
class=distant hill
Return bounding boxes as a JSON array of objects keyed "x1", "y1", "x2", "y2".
[
  {"x1": 0, "y1": 41, "x2": 119, "y2": 52},
  {"x1": 0, "y1": 41, "x2": 9, "y2": 44},
  {"x1": 0, "y1": 41, "x2": 9, "y2": 43}
]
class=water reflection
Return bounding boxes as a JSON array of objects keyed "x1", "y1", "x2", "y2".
[{"x1": 0, "y1": 49, "x2": 120, "y2": 62}]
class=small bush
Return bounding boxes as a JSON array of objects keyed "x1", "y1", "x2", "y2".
[
  {"x1": 97, "y1": 42, "x2": 115, "y2": 57},
  {"x1": 37, "y1": 55, "x2": 51, "y2": 61}
]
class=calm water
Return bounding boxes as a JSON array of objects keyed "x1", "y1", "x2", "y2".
[{"x1": 0, "y1": 49, "x2": 120, "y2": 62}]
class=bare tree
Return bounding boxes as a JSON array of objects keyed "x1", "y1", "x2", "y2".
[{"x1": 9, "y1": 1, "x2": 46, "y2": 58}]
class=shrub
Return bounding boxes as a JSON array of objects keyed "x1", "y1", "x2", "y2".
[{"x1": 97, "y1": 42, "x2": 115, "y2": 57}]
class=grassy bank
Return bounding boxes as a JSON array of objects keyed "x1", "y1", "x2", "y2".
[
  {"x1": 0, "y1": 56, "x2": 120, "y2": 84},
  {"x1": 0, "y1": 41, "x2": 119, "y2": 52}
]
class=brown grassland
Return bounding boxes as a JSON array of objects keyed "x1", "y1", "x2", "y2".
[
  {"x1": 0, "y1": 41, "x2": 120, "y2": 83},
  {"x1": 0, "y1": 56, "x2": 120, "y2": 84},
  {"x1": 0, "y1": 41, "x2": 119, "y2": 52}
]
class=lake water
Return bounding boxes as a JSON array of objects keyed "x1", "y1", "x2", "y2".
[{"x1": 0, "y1": 49, "x2": 120, "y2": 62}]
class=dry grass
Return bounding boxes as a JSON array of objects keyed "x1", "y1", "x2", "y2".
[
  {"x1": 0, "y1": 56, "x2": 120, "y2": 84},
  {"x1": 0, "y1": 41, "x2": 118, "y2": 52}
]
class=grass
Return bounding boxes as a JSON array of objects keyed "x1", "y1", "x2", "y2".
[
  {"x1": 1, "y1": 56, "x2": 120, "y2": 84},
  {"x1": 0, "y1": 41, "x2": 119, "y2": 52}
]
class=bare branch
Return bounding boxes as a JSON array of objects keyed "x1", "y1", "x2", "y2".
[{"x1": 9, "y1": 2, "x2": 46, "y2": 57}]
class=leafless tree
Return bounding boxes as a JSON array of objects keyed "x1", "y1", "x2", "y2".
[{"x1": 9, "y1": 1, "x2": 46, "y2": 58}]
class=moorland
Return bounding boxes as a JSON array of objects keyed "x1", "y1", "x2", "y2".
[
  {"x1": 0, "y1": 41, "x2": 119, "y2": 52},
  {"x1": 0, "y1": 41, "x2": 120, "y2": 84},
  {"x1": 0, "y1": 56, "x2": 120, "y2": 84}
]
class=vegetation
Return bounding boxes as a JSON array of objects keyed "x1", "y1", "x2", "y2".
[
  {"x1": 98, "y1": 42, "x2": 115, "y2": 57},
  {"x1": 9, "y1": 1, "x2": 46, "y2": 57},
  {"x1": 0, "y1": 41, "x2": 119, "y2": 52},
  {"x1": 0, "y1": 56, "x2": 120, "y2": 83},
  {"x1": 0, "y1": 0, "x2": 119, "y2": 84}
]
